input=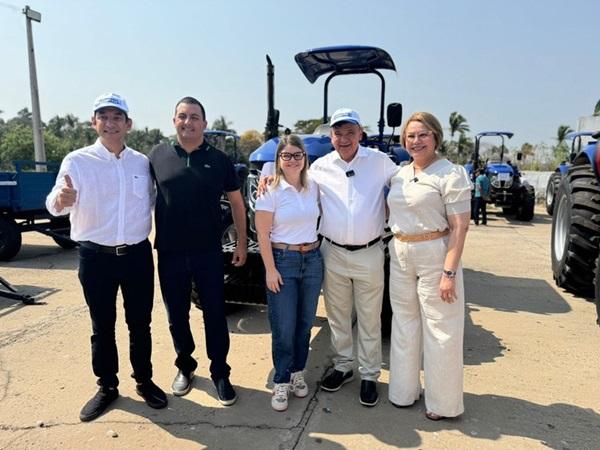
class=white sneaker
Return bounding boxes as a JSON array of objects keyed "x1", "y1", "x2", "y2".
[
  {"x1": 290, "y1": 371, "x2": 308, "y2": 398},
  {"x1": 271, "y1": 383, "x2": 289, "y2": 411}
]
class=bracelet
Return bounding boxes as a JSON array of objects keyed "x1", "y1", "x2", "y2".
[{"x1": 442, "y1": 269, "x2": 456, "y2": 279}]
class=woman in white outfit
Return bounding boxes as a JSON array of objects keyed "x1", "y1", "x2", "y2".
[{"x1": 386, "y1": 112, "x2": 471, "y2": 420}]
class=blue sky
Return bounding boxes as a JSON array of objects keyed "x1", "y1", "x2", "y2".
[{"x1": 0, "y1": 0, "x2": 598, "y2": 149}]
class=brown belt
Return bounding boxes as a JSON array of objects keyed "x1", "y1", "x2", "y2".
[
  {"x1": 271, "y1": 241, "x2": 320, "y2": 253},
  {"x1": 394, "y1": 229, "x2": 449, "y2": 242}
]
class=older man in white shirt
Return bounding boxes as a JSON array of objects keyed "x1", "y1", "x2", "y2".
[
  {"x1": 312, "y1": 108, "x2": 398, "y2": 407},
  {"x1": 46, "y1": 93, "x2": 167, "y2": 422}
]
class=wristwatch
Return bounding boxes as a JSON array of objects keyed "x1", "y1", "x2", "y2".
[{"x1": 442, "y1": 269, "x2": 456, "y2": 279}]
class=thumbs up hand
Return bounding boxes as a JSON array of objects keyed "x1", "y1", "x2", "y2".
[{"x1": 55, "y1": 174, "x2": 78, "y2": 212}]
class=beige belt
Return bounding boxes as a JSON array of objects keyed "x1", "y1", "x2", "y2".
[
  {"x1": 271, "y1": 241, "x2": 320, "y2": 253},
  {"x1": 394, "y1": 229, "x2": 449, "y2": 242}
]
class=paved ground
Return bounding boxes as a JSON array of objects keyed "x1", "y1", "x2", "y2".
[{"x1": 0, "y1": 206, "x2": 598, "y2": 449}]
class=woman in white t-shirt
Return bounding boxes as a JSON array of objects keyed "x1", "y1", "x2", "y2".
[
  {"x1": 255, "y1": 134, "x2": 323, "y2": 412},
  {"x1": 386, "y1": 112, "x2": 471, "y2": 421}
]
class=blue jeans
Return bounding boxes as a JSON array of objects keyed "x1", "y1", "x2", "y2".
[{"x1": 267, "y1": 247, "x2": 324, "y2": 384}]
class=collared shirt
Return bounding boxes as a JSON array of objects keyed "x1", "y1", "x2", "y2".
[
  {"x1": 387, "y1": 159, "x2": 472, "y2": 235},
  {"x1": 309, "y1": 145, "x2": 398, "y2": 245},
  {"x1": 148, "y1": 141, "x2": 240, "y2": 252},
  {"x1": 255, "y1": 178, "x2": 320, "y2": 244},
  {"x1": 46, "y1": 139, "x2": 153, "y2": 246}
]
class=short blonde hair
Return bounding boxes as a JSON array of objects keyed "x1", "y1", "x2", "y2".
[
  {"x1": 401, "y1": 112, "x2": 444, "y2": 151},
  {"x1": 273, "y1": 134, "x2": 309, "y2": 190}
]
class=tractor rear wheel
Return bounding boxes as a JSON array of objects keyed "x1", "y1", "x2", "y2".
[
  {"x1": 551, "y1": 164, "x2": 600, "y2": 296},
  {"x1": 545, "y1": 172, "x2": 561, "y2": 215}
]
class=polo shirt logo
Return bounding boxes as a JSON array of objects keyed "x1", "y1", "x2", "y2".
[{"x1": 204, "y1": 164, "x2": 211, "y2": 168}]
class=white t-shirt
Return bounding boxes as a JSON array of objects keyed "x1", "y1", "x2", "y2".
[
  {"x1": 255, "y1": 178, "x2": 320, "y2": 244},
  {"x1": 309, "y1": 145, "x2": 398, "y2": 245},
  {"x1": 387, "y1": 158, "x2": 472, "y2": 235}
]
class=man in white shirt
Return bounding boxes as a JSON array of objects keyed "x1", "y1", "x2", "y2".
[
  {"x1": 311, "y1": 108, "x2": 398, "y2": 407},
  {"x1": 46, "y1": 93, "x2": 167, "y2": 422}
]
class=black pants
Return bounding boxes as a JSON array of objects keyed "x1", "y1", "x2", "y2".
[
  {"x1": 474, "y1": 197, "x2": 487, "y2": 225},
  {"x1": 78, "y1": 239, "x2": 154, "y2": 388},
  {"x1": 158, "y1": 250, "x2": 231, "y2": 381}
]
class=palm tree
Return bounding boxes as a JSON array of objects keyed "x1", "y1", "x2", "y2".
[
  {"x1": 594, "y1": 99, "x2": 600, "y2": 116},
  {"x1": 556, "y1": 124, "x2": 573, "y2": 147},
  {"x1": 211, "y1": 115, "x2": 235, "y2": 133},
  {"x1": 448, "y1": 112, "x2": 470, "y2": 162}
]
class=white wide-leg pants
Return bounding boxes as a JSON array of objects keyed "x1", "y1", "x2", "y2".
[{"x1": 388, "y1": 236, "x2": 464, "y2": 417}]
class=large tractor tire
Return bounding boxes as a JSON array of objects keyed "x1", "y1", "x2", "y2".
[
  {"x1": 545, "y1": 172, "x2": 561, "y2": 215},
  {"x1": 594, "y1": 256, "x2": 600, "y2": 326},
  {"x1": 551, "y1": 164, "x2": 600, "y2": 296},
  {"x1": 0, "y1": 218, "x2": 22, "y2": 261},
  {"x1": 516, "y1": 185, "x2": 535, "y2": 221}
]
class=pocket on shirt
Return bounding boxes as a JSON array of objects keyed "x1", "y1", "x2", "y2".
[{"x1": 132, "y1": 175, "x2": 149, "y2": 199}]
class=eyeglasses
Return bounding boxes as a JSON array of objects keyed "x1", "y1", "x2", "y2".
[
  {"x1": 279, "y1": 151, "x2": 305, "y2": 161},
  {"x1": 405, "y1": 131, "x2": 433, "y2": 142}
]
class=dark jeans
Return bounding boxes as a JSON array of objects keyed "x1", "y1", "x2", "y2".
[
  {"x1": 78, "y1": 239, "x2": 154, "y2": 388},
  {"x1": 158, "y1": 250, "x2": 231, "y2": 381},
  {"x1": 267, "y1": 248, "x2": 324, "y2": 384},
  {"x1": 474, "y1": 197, "x2": 487, "y2": 225}
]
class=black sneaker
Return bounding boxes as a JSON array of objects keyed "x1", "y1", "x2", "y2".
[
  {"x1": 79, "y1": 387, "x2": 119, "y2": 422},
  {"x1": 359, "y1": 380, "x2": 379, "y2": 407},
  {"x1": 320, "y1": 369, "x2": 354, "y2": 392},
  {"x1": 136, "y1": 380, "x2": 168, "y2": 409},
  {"x1": 214, "y1": 378, "x2": 237, "y2": 406},
  {"x1": 172, "y1": 370, "x2": 195, "y2": 396}
]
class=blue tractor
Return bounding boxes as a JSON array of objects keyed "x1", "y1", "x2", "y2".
[
  {"x1": 470, "y1": 131, "x2": 535, "y2": 221},
  {"x1": 221, "y1": 45, "x2": 409, "y2": 332},
  {"x1": 551, "y1": 131, "x2": 600, "y2": 325},
  {"x1": 545, "y1": 131, "x2": 597, "y2": 215}
]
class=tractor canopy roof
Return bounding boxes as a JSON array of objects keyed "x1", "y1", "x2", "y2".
[
  {"x1": 204, "y1": 130, "x2": 239, "y2": 140},
  {"x1": 249, "y1": 135, "x2": 333, "y2": 164},
  {"x1": 294, "y1": 45, "x2": 396, "y2": 84},
  {"x1": 476, "y1": 131, "x2": 514, "y2": 139},
  {"x1": 565, "y1": 131, "x2": 596, "y2": 140}
]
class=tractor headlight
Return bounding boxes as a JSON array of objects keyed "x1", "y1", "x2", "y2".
[{"x1": 490, "y1": 173, "x2": 513, "y2": 189}]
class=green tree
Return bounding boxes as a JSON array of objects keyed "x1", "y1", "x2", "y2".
[
  {"x1": 127, "y1": 127, "x2": 166, "y2": 154},
  {"x1": 293, "y1": 118, "x2": 323, "y2": 134},
  {"x1": 211, "y1": 115, "x2": 236, "y2": 133},
  {"x1": 239, "y1": 129, "x2": 263, "y2": 156},
  {"x1": 448, "y1": 112, "x2": 470, "y2": 162},
  {"x1": 520, "y1": 142, "x2": 535, "y2": 162},
  {"x1": 553, "y1": 124, "x2": 573, "y2": 164}
]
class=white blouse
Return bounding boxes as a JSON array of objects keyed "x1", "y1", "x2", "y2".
[{"x1": 387, "y1": 158, "x2": 472, "y2": 235}]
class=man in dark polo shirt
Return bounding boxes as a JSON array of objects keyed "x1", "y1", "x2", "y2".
[{"x1": 149, "y1": 96, "x2": 247, "y2": 405}]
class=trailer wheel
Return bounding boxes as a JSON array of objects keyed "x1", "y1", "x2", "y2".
[
  {"x1": 545, "y1": 172, "x2": 561, "y2": 215},
  {"x1": 551, "y1": 164, "x2": 600, "y2": 296},
  {"x1": 49, "y1": 219, "x2": 77, "y2": 249},
  {"x1": 0, "y1": 218, "x2": 22, "y2": 261}
]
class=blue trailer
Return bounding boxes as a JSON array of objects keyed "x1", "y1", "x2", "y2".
[{"x1": 0, "y1": 160, "x2": 75, "y2": 261}]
